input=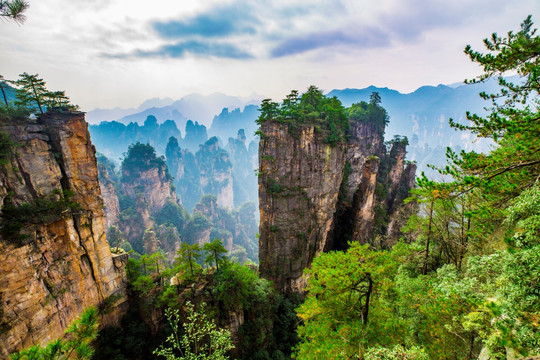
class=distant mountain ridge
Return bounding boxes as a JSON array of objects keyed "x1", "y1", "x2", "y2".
[
  {"x1": 86, "y1": 93, "x2": 262, "y2": 129},
  {"x1": 87, "y1": 77, "x2": 517, "y2": 176}
]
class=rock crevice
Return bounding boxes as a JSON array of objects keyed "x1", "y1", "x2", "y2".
[
  {"x1": 0, "y1": 111, "x2": 127, "y2": 356},
  {"x1": 258, "y1": 119, "x2": 416, "y2": 294}
]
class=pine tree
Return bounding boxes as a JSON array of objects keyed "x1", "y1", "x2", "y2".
[
  {"x1": 203, "y1": 238, "x2": 227, "y2": 270},
  {"x1": 14, "y1": 73, "x2": 76, "y2": 114},
  {"x1": 0, "y1": 75, "x2": 9, "y2": 107},
  {"x1": 14, "y1": 73, "x2": 47, "y2": 114},
  {"x1": 0, "y1": 0, "x2": 28, "y2": 24},
  {"x1": 175, "y1": 242, "x2": 202, "y2": 279}
]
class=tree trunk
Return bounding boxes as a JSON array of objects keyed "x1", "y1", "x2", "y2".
[
  {"x1": 0, "y1": 81, "x2": 9, "y2": 107},
  {"x1": 361, "y1": 273, "x2": 373, "y2": 324},
  {"x1": 30, "y1": 79, "x2": 43, "y2": 114},
  {"x1": 422, "y1": 199, "x2": 434, "y2": 275}
]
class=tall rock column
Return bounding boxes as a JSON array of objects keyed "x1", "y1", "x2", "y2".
[
  {"x1": 258, "y1": 122, "x2": 346, "y2": 294},
  {"x1": 0, "y1": 111, "x2": 127, "y2": 356}
]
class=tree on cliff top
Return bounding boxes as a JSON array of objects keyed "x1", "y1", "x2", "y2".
[
  {"x1": 121, "y1": 142, "x2": 170, "y2": 181},
  {"x1": 175, "y1": 242, "x2": 202, "y2": 280},
  {"x1": 12, "y1": 73, "x2": 77, "y2": 114},
  {"x1": 203, "y1": 238, "x2": 227, "y2": 270},
  {"x1": 347, "y1": 91, "x2": 390, "y2": 134},
  {"x1": 256, "y1": 85, "x2": 349, "y2": 146}
]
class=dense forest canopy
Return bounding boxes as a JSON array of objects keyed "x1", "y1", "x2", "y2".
[
  {"x1": 256, "y1": 85, "x2": 350, "y2": 146},
  {"x1": 256, "y1": 85, "x2": 393, "y2": 146}
]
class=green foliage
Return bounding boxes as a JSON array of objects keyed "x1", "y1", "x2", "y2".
[
  {"x1": 0, "y1": 190, "x2": 81, "y2": 245},
  {"x1": 175, "y1": 242, "x2": 203, "y2": 280},
  {"x1": 443, "y1": 16, "x2": 540, "y2": 203},
  {"x1": 107, "y1": 225, "x2": 125, "y2": 251},
  {"x1": 121, "y1": 142, "x2": 171, "y2": 182},
  {"x1": 0, "y1": 0, "x2": 29, "y2": 24},
  {"x1": 347, "y1": 92, "x2": 390, "y2": 134},
  {"x1": 256, "y1": 86, "x2": 349, "y2": 146},
  {"x1": 203, "y1": 238, "x2": 227, "y2": 270},
  {"x1": 0, "y1": 130, "x2": 17, "y2": 166},
  {"x1": 266, "y1": 178, "x2": 282, "y2": 194},
  {"x1": 364, "y1": 345, "x2": 429, "y2": 360},
  {"x1": 295, "y1": 243, "x2": 401, "y2": 359},
  {"x1": 504, "y1": 183, "x2": 540, "y2": 248},
  {"x1": 9, "y1": 307, "x2": 99, "y2": 360},
  {"x1": 132, "y1": 275, "x2": 155, "y2": 295},
  {"x1": 213, "y1": 261, "x2": 266, "y2": 311},
  {"x1": 154, "y1": 302, "x2": 234, "y2": 360},
  {"x1": 13, "y1": 73, "x2": 77, "y2": 114}
]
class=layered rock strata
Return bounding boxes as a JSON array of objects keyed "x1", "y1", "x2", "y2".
[{"x1": 0, "y1": 111, "x2": 127, "y2": 356}]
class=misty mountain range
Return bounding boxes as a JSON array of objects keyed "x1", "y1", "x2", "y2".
[
  {"x1": 86, "y1": 78, "x2": 506, "y2": 175},
  {"x1": 86, "y1": 93, "x2": 262, "y2": 129}
]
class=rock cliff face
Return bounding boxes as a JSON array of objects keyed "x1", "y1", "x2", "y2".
[
  {"x1": 122, "y1": 162, "x2": 178, "y2": 214},
  {"x1": 166, "y1": 136, "x2": 236, "y2": 212},
  {"x1": 227, "y1": 129, "x2": 259, "y2": 207},
  {"x1": 118, "y1": 144, "x2": 180, "y2": 253},
  {"x1": 97, "y1": 157, "x2": 120, "y2": 228},
  {"x1": 258, "y1": 122, "x2": 347, "y2": 293},
  {"x1": 197, "y1": 137, "x2": 234, "y2": 210},
  {"x1": 259, "y1": 119, "x2": 416, "y2": 294},
  {"x1": 0, "y1": 111, "x2": 127, "y2": 356}
]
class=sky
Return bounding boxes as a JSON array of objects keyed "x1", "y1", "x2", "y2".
[{"x1": 1, "y1": 0, "x2": 538, "y2": 111}]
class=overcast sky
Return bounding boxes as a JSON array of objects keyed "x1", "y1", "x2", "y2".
[{"x1": 1, "y1": 0, "x2": 538, "y2": 111}]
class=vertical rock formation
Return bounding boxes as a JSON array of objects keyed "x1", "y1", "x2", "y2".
[
  {"x1": 259, "y1": 115, "x2": 416, "y2": 294},
  {"x1": 227, "y1": 129, "x2": 259, "y2": 207},
  {"x1": 344, "y1": 118, "x2": 386, "y2": 202},
  {"x1": 97, "y1": 155, "x2": 120, "y2": 228},
  {"x1": 349, "y1": 156, "x2": 381, "y2": 245},
  {"x1": 118, "y1": 142, "x2": 180, "y2": 252},
  {"x1": 196, "y1": 137, "x2": 234, "y2": 210},
  {"x1": 183, "y1": 120, "x2": 208, "y2": 152},
  {"x1": 165, "y1": 136, "x2": 203, "y2": 212},
  {"x1": 258, "y1": 122, "x2": 347, "y2": 293},
  {"x1": 0, "y1": 111, "x2": 127, "y2": 356},
  {"x1": 122, "y1": 157, "x2": 178, "y2": 214}
]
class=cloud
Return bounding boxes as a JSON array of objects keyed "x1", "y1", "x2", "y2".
[
  {"x1": 108, "y1": 40, "x2": 253, "y2": 59},
  {"x1": 152, "y1": 4, "x2": 257, "y2": 39},
  {"x1": 103, "y1": 0, "x2": 523, "y2": 61},
  {"x1": 270, "y1": 27, "x2": 391, "y2": 57}
]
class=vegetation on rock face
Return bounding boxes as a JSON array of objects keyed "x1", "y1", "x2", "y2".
[
  {"x1": 0, "y1": 130, "x2": 17, "y2": 166},
  {"x1": 115, "y1": 234, "x2": 298, "y2": 360},
  {"x1": 0, "y1": 189, "x2": 81, "y2": 245}
]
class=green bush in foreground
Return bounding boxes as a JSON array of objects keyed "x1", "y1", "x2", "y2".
[{"x1": 10, "y1": 307, "x2": 99, "y2": 360}]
